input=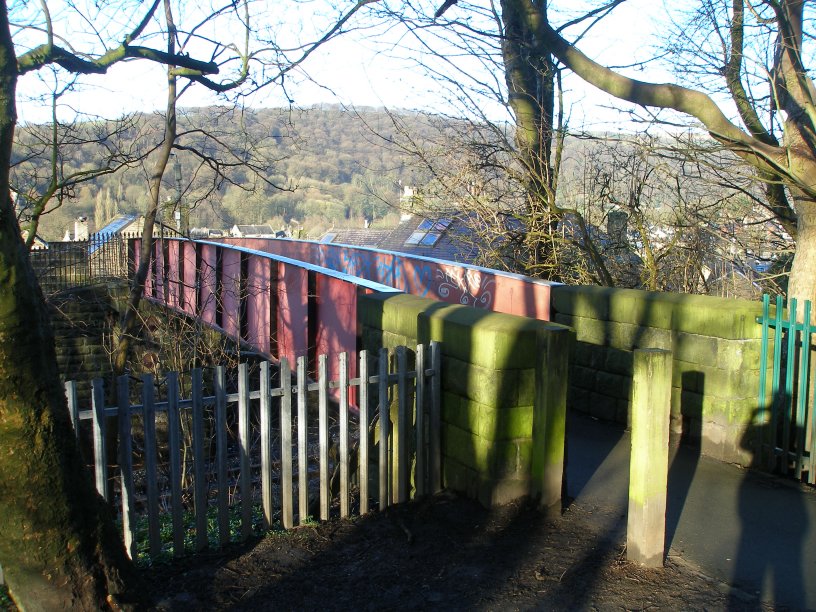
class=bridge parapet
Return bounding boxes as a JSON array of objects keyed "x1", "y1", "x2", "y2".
[
  {"x1": 136, "y1": 237, "x2": 401, "y2": 383},
  {"x1": 217, "y1": 238, "x2": 557, "y2": 321}
]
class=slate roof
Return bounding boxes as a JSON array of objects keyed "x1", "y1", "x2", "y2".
[
  {"x1": 96, "y1": 214, "x2": 140, "y2": 235},
  {"x1": 320, "y1": 214, "x2": 481, "y2": 264}
]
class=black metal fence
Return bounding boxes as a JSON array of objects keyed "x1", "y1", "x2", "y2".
[{"x1": 30, "y1": 233, "x2": 134, "y2": 294}]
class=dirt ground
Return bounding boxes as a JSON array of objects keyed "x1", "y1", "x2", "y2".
[{"x1": 142, "y1": 491, "x2": 770, "y2": 611}]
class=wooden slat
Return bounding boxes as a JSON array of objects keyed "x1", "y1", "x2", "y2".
[
  {"x1": 142, "y1": 374, "x2": 161, "y2": 557},
  {"x1": 117, "y1": 375, "x2": 136, "y2": 560},
  {"x1": 214, "y1": 366, "x2": 230, "y2": 546},
  {"x1": 297, "y1": 356, "x2": 309, "y2": 524},
  {"x1": 238, "y1": 363, "x2": 253, "y2": 540},
  {"x1": 358, "y1": 350, "x2": 370, "y2": 515},
  {"x1": 339, "y1": 352, "x2": 350, "y2": 518},
  {"x1": 396, "y1": 345, "x2": 409, "y2": 504},
  {"x1": 91, "y1": 378, "x2": 109, "y2": 502},
  {"x1": 167, "y1": 372, "x2": 185, "y2": 557},
  {"x1": 65, "y1": 380, "x2": 80, "y2": 445},
  {"x1": 191, "y1": 368, "x2": 207, "y2": 551},
  {"x1": 378, "y1": 347, "x2": 389, "y2": 511},
  {"x1": 430, "y1": 341, "x2": 442, "y2": 494},
  {"x1": 415, "y1": 343, "x2": 426, "y2": 498},
  {"x1": 260, "y1": 361, "x2": 274, "y2": 530},
  {"x1": 281, "y1": 358, "x2": 294, "y2": 529},
  {"x1": 318, "y1": 354, "x2": 330, "y2": 521}
]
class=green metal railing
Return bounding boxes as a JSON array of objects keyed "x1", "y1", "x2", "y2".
[{"x1": 757, "y1": 294, "x2": 815, "y2": 482}]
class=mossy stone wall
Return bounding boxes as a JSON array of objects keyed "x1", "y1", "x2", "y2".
[
  {"x1": 359, "y1": 293, "x2": 573, "y2": 507},
  {"x1": 551, "y1": 285, "x2": 772, "y2": 465}
]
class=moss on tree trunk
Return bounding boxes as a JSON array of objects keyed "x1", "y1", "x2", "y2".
[{"x1": 0, "y1": 3, "x2": 132, "y2": 608}]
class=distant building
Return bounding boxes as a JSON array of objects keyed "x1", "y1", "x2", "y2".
[
  {"x1": 94, "y1": 214, "x2": 141, "y2": 236},
  {"x1": 231, "y1": 224, "x2": 277, "y2": 238},
  {"x1": 190, "y1": 227, "x2": 226, "y2": 239},
  {"x1": 319, "y1": 212, "x2": 481, "y2": 264},
  {"x1": 63, "y1": 215, "x2": 92, "y2": 241}
]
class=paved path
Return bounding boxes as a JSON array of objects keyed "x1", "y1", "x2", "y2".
[{"x1": 566, "y1": 413, "x2": 816, "y2": 610}]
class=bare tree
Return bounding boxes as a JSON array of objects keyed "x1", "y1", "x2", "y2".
[
  {"x1": 526, "y1": 0, "x2": 814, "y2": 303},
  {"x1": 0, "y1": 0, "x2": 375, "y2": 607},
  {"x1": 12, "y1": 77, "x2": 146, "y2": 247},
  {"x1": 368, "y1": 1, "x2": 630, "y2": 281}
]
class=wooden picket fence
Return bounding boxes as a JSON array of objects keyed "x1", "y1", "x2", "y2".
[{"x1": 65, "y1": 343, "x2": 441, "y2": 560}]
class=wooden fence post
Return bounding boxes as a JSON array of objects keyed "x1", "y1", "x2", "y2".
[
  {"x1": 627, "y1": 348, "x2": 672, "y2": 567},
  {"x1": 91, "y1": 378, "x2": 109, "y2": 502},
  {"x1": 358, "y1": 350, "x2": 370, "y2": 515},
  {"x1": 117, "y1": 375, "x2": 136, "y2": 560}
]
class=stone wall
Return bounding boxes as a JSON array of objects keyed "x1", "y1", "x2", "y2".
[
  {"x1": 48, "y1": 283, "x2": 127, "y2": 404},
  {"x1": 550, "y1": 285, "x2": 771, "y2": 465},
  {"x1": 359, "y1": 293, "x2": 573, "y2": 507}
]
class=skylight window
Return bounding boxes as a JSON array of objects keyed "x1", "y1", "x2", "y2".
[{"x1": 404, "y1": 218, "x2": 453, "y2": 248}]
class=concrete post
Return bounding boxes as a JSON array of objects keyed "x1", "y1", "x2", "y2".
[
  {"x1": 627, "y1": 347, "x2": 672, "y2": 567},
  {"x1": 531, "y1": 326, "x2": 574, "y2": 510}
]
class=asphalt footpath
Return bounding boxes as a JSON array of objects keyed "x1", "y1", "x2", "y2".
[{"x1": 565, "y1": 412, "x2": 816, "y2": 611}]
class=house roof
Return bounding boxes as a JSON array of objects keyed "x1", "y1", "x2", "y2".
[
  {"x1": 321, "y1": 229, "x2": 391, "y2": 248},
  {"x1": 319, "y1": 213, "x2": 481, "y2": 264},
  {"x1": 233, "y1": 224, "x2": 276, "y2": 236},
  {"x1": 96, "y1": 214, "x2": 139, "y2": 235}
]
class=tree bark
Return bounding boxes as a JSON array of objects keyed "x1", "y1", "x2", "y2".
[
  {"x1": 0, "y1": 3, "x2": 132, "y2": 608},
  {"x1": 531, "y1": 0, "x2": 816, "y2": 304}
]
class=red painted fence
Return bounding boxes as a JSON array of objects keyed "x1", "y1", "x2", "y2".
[
  {"x1": 136, "y1": 236, "x2": 557, "y2": 382},
  {"x1": 136, "y1": 237, "x2": 401, "y2": 384},
  {"x1": 217, "y1": 238, "x2": 556, "y2": 321}
]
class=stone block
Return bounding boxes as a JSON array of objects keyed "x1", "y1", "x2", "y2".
[
  {"x1": 551, "y1": 284, "x2": 766, "y2": 339},
  {"x1": 568, "y1": 386, "x2": 591, "y2": 414},
  {"x1": 517, "y1": 368, "x2": 536, "y2": 406},
  {"x1": 589, "y1": 392, "x2": 618, "y2": 421},
  {"x1": 442, "y1": 456, "x2": 479, "y2": 498},
  {"x1": 443, "y1": 422, "x2": 490, "y2": 472},
  {"x1": 596, "y1": 371, "x2": 632, "y2": 400},
  {"x1": 609, "y1": 321, "x2": 673, "y2": 351},
  {"x1": 441, "y1": 356, "x2": 519, "y2": 408},
  {"x1": 572, "y1": 365, "x2": 597, "y2": 390},
  {"x1": 418, "y1": 304, "x2": 569, "y2": 371},
  {"x1": 476, "y1": 476, "x2": 531, "y2": 507},
  {"x1": 572, "y1": 340, "x2": 595, "y2": 366},
  {"x1": 358, "y1": 293, "x2": 437, "y2": 340},
  {"x1": 605, "y1": 347, "x2": 634, "y2": 375}
]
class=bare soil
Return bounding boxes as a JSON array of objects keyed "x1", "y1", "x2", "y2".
[{"x1": 141, "y1": 491, "x2": 768, "y2": 611}]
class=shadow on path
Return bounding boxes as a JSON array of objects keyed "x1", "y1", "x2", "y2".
[{"x1": 727, "y1": 408, "x2": 808, "y2": 610}]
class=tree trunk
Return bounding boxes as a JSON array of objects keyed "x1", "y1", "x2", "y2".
[
  {"x1": 0, "y1": 4, "x2": 132, "y2": 608},
  {"x1": 788, "y1": 200, "x2": 816, "y2": 307}
]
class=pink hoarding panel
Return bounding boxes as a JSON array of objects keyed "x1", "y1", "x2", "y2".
[
  {"x1": 245, "y1": 256, "x2": 271, "y2": 354},
  {"x1": 315, "y1": 275, "x2": 357, "y2": 384},
  {"x1": 182, "y1": 242, "x2": 197, "y2": 316},
  {"x1": 153, "y1": 240, "x2": 165, "y2": 303},
  {"x1": 221, "y1": 249, "x2": 242, "y2": 339},
  {"x1": 277, "y1": 262, "x2": 308, "y2": 365},
  {"x1": 167, "y1": 240, "x2": 181, "y2": 308},
  {"x1": 217, "y1": 238, "x2": 553, "y2": 321},
  {"x1": 198, "y1": 244, "x2": 218, "y2": 327}
]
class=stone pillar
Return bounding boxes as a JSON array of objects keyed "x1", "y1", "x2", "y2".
[
  {"x1": 627, "y1": 348, "x2": 672, "y2": 567},
  {"x1": 530, "y1": 325, "x2": 574, "y2": 510}
]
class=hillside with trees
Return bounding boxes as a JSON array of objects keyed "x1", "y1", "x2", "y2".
[
  {"x1": 15, "y1": 103, "x2": 787, "y2": 298},
  {"x1": 14, "y1": 105, "x2": 440, "y2": 240}
]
